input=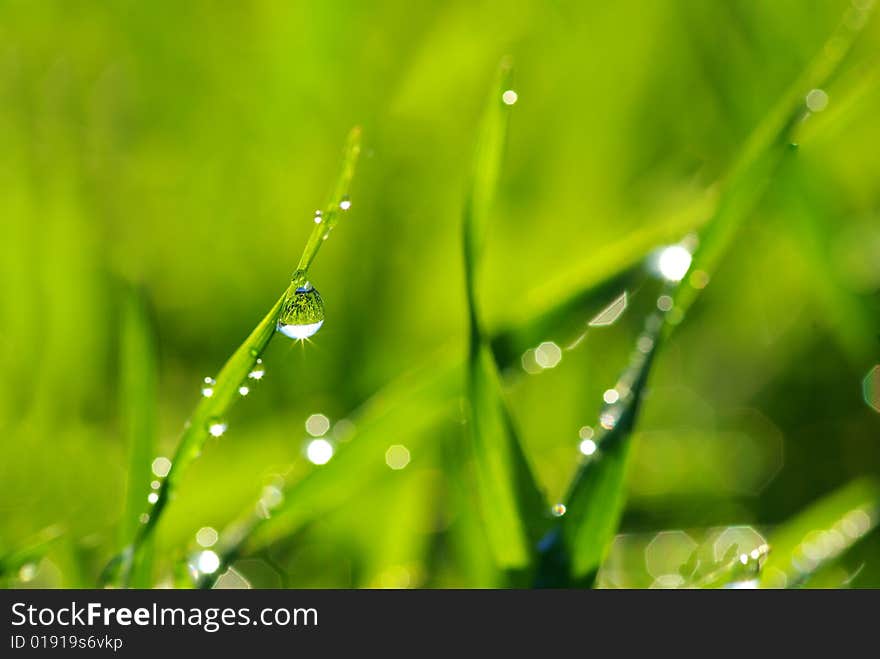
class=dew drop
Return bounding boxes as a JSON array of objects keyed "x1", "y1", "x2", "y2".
[
  {"x1": 339, "y1": 195, "x2": 352, "y2": 211},
  {"x1": 502, "y1": 89, "x2": 518, "y2": 105},
  {"x1": 238, "y1": 385, "x2": 250, "y2": 396},
  {"x1": 551, "y1": 503, "x2": 567, "y2": 517},
  {"x1": 248, "y1": 358, "x2": 265, "y2": 380},
  {"x1": 207, "y1": 420, "x2": 227, "y2": 437},
  {"x1": 278, "y1": 273, "x2": 325, "y2": 340},
  {"x1": 579, "y1": 438, "x2": 597, "y2": 456},
  {"x1": 147, "y1": 492, "x2": 159, "y2": 504},
  {"x1": 313, "y1": 210, "x2": 323, "y2": 224},
  {"x1": 150, "y1": 480, "x2": 160, "y2": 490},
  {"x1": 201, "y1": 376, "x2": 216, "y2": 398},
  {"x1": 139, "y1": 513, "x2": 150, "y2": 524}
]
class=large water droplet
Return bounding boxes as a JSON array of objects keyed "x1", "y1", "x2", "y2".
[{"x1": 278, "y1": 274, "x2": 325, "y2": 340}]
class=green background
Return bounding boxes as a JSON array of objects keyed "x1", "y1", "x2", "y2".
[{"x1": 1, "y1": 0, "x2": 878, "y2": 587}]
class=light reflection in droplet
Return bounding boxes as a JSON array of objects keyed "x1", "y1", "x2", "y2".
[
  {"x1": 502, "y1": 89, "x2": 518, "y2": 105},
  {"x1": 196, "y1": 526, "x2": 219, "y2": 548},
  {"x1": 657, "y1": 295, "x2": 674, "y2": 312},
  {"x1": 151, "y1": 457, "x2": 172, "y2": 477},
  {"x1": 201, "y1": 376, "x2": 215, "y2": 398},
  {"x1": 521, "y1": 349, "x2": 542, "y2": 374},
  {"x1": 578, "y1": 425, "x2": 594, "y2": 440},
  {"x1": 862, "y1": 365, "x2": 880, "y2": 412},
  {"x1": 589, "y1": 291, "x2": 628, "y2": 327},
  {"x1": 579, "y1": 439, "x2": 597, "y2": 456},
  {"x1": 306, "y1": 438, "x2": 334, "y2": 465},
  {"x1": 305, "y1": 413, "x2": 331, "y2": 437},
  {"x1": 196, "y1": 550, "x2": 221, "y2": 574},
  {"x1": 208, "y1": 421, "x2": 227, "y2": 437},
  {"x1": 248, "y1": 359, "x2": 265, "y2": 380},
  {"x1": 805, "y1": 88, "x2": 829, "y2": 112},
  {"x1": 238, "y1": 385, "x2": 250, "y2": 396},
  {"x1": 551, "y1": 503, "x2": 566, "y2": 517},
  {"x1": 385, "y1": 444, "x2": 411, "y2": 470},
  {"x1": 147, "y1": 492, "x2": 159, "y2": 504},
  {"x1": 535, "y1": 341, "x2": 562, "y2": 369},
  {"x1": 339, "y1": 196, "x2": 352, "y2": 211},
  {"x1": 603, "y1": 389, "x2": 620, "y2": 404},
  {"x1": 599, "y1": 411, "x2": 618, "y2": 430},
  {"x1": 656, "y1": 245, "x2": 693, "y2": 282}
]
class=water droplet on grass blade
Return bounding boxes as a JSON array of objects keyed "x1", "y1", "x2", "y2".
[
  {"x1": 278, "y1": 275, "x2": 325, "y2": 340},
  {"x1": 201, "y1": 376, "x2": 215, "y2": 398},
  {"x1": 339, "y1": 195, "x2": 351, "y2": 211},
  {"x1": 248, "y1": 359, "x2": 265, "y2": 380},
  {"x1": 207, "y1": 420, "x2": 227, "y2": 437},
  {"x1": 551, "y1": 503, "x2": 567, "y2": 517}
]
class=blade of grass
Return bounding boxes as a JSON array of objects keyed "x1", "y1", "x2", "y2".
[
  {"x1": 196, "y1": 355, "x2": 459, "y2": 587},
  {"x1": 543, "y1": 4, "x2": 876, "y2": 587},
  {"x1": 462, "y1": 59, "x2": 548, "y2": 578},
  {"x1": 0, "y1": 526, "x2": 64, "y2": 587},
  {"x1": 119, "y1": 286, "x2": 159, "y2": 588},
  {"x1": 107, "y1": 127, "x2": 362, "y2": 586},
  {"x1": 759, "y1": 479, "x2": 880, "y2": 588}
]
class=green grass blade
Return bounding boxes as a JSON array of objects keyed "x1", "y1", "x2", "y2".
[
  {"x1": 196, "y1": 356, "x2": 459, "y2": 587},
  {"x1": 119, "y1": 287, "x2": 159, "y2": 587},
  {"x1": 545, "y1": 4, "x2": 876, "y2": 587},
  {"x1": 462, "y1": 60, "x2": 548, "y2": 577},
  {"x1": 759, "y1": 479, "x2": 880, "y2": 589},
  {"x1": 109, "y1": 128, "x2": 362, "y2": 586},
  {"x1": 0, "y1": 526, "x2": 64, "y2": 587}
]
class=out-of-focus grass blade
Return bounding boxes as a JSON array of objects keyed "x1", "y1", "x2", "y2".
[
  {"x1": 196, "y1": 357, "x2": 459, "y2": 587},
  {"x1": 544, "y1": 4, "x2": 876, "y2": 587},
  {"x1": 360, "y1": 466, "x2": 439, "y2": 588},
  {"x1": 109, "y1": 128, "x2": 362, "y2": 585},
  {"x1": 462, "y1": 59, "x2": 548, "y2": 578},
  {"x1": 759, "y1": 479, "x2": 880, "y2": 588},
  {"x1": 0, "y1": 526, "x2": 64, "y2": 587},
  {"x1": 119, "y1": 287, "x2": 159, "y2": 588}
]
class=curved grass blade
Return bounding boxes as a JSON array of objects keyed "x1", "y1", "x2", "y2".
[
  {"x1": 542, "y1": 4, "x2": 876, "y2": 587},
  {"x1": 759, "y1": 479, "x2": 880, "y2": 589},
  {"x1": 0, "y1": 526, "x2": 64, "y2": 587},
  {"x1": 462, "y1": 59, "x2": 548, "y2": 578},
  {"x1": 119, "y1": 287, "x2": 159, "y2": 587},
  {"x1": 195, "y1": 356, "x2": 459, "y2": 587},
  {"x1": 107, "y1": 128, "x2": 362, "y2": 586}
]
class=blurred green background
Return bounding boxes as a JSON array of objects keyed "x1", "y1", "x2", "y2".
[{"x1": 1, "y1": 0, "x2": 879, "y2": 588}]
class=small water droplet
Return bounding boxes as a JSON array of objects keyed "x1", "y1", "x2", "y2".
[
  {"x1": 238, "y1": 385, "x2": 250, "y2": 396},
  {"x1": 139, "y1": 513, "x2": 150, "y2": 524},
  {"x1": 579, "y1": 439, "x2": 597, "y2": 456},
  {"x1": 805, "y1": 88, "x2": 829, "y2": 112},
  {"x1": 248, "y1": 358, "x2": 265, "y2": 380},
  {"x1": 657, "y1": 295, "x2": 674, "y2": 312},
  {"x1": 314, "y1": 211, "x2": 322, "y2": 224},
  {"x1": 502, "y1": 89, "x2": 518, "y2": 105},
  {"x1": 278, "y1": 273, "x2": 325, "y2": 340},
  {"x1": 339, "y1": 195, "x2": 351, "y2": 211},
  {"x1": 147, "y1": 492, "x2": 159, "y2": 504},
  {"x1": 150, "y1": 480, "x2": 160, "y2": 490},
  {"x1": 151, "y1": 457, "x2": 172, "y2": 477},
  {"x1": 201, "y1": 376, "x2": 216, "y2": 398},
  {"x1": 603, "y1": 389, "x2": 620, "y2": 404},
  {"x1": 551, "y1": 503, "x2": 566, "y2": 517},
  {"x1": 18, "y1": 563, "x2": 37, "y2": 582},
  {"x1": 196, "y1": 526, "x2": 219, "y2": 548},
  {"x1": 207, "y1": 420, "x2": 227, "y2": 437},
  {"x1": 305, "y1": 438, "x2": 334, "y2": 465},
  {"x1": 599, "y1": 411, "x2": 618, "y2": 430}
]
